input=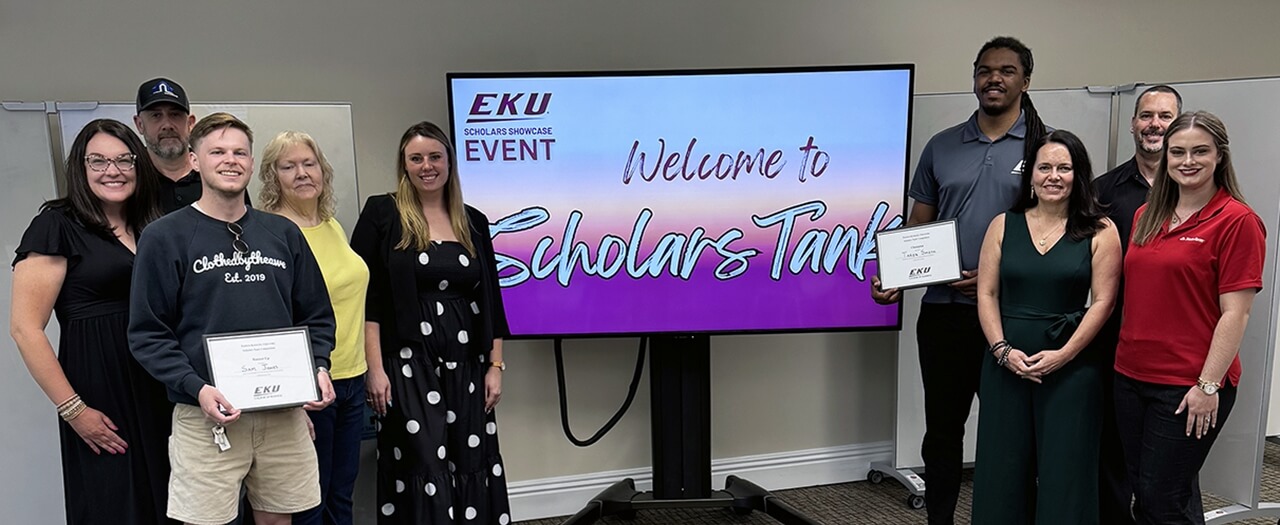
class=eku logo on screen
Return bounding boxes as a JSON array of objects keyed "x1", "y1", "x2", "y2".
[
  {"x1": 462, "y1": 93, "x2": 557, "y2": 162},
  {"x1": 466, "y1": 93, "x2": 552, "y2": 123}
]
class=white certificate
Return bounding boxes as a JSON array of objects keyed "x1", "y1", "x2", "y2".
[
  {"x1": 874, "y1": 220, "x2": 963, "y2": 290},
  {"x1": 203, "y1": 327, "x2": 319, "y2": 412}
]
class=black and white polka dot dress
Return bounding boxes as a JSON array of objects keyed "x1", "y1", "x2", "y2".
[{"x1": 376, "y1": 241, "x2": 510, "y2": 524}]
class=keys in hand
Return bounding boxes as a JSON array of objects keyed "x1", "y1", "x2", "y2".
[{"x1": 213, "y1": 425, "x2": 231, "y2": 452}]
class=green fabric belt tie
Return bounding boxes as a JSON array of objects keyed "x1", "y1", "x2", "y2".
[{"x1": 1003, "y1": 305, "x2": 1086, "y2": 341}]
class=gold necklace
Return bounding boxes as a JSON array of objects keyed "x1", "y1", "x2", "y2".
[
  {"x1": 1172, "y1": 203, "x2": 1205, "y2": 226},
  {"x1": 1030, "y1": 213, "x2": 1066, "y2": 247}
]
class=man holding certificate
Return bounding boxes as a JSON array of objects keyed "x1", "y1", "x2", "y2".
[
  {"x1": 871, "y1": 36, "x2": 1049, "y2": 525},
  {"x1": 129, "y1": 112, "x2": 337, "y2": 525}
]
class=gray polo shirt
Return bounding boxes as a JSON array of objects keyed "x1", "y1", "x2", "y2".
[{"x1": 908, "y1": 110, "x2": 1027, "y2": 305}]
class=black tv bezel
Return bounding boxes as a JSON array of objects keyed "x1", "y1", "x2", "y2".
[{"x1": 446, "y1": 63, "x2": 914, "y2": 339}]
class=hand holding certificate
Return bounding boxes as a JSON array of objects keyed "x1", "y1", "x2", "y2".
[
  {"x1": 203, "y1": 327, "x2": 320, "y2": 412},
  {"x1": 874, "y1": 220, "x2": 963, "y2": 290}
]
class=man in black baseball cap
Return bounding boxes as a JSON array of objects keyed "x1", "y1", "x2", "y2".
[
  {"x1": 134, "y1": 77, "x2": 248, "y2": 213},
  {"x1": 134, "y1": 77, "x2": 198, "y2": 213},
  {"x1": 136, "y1": 77, "x2": 190, "y2": 114}
]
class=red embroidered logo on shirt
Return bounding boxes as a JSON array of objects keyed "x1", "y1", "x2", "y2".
[{"x1": 1178, "y1": 236, "x2": 1206, "y2": 243}]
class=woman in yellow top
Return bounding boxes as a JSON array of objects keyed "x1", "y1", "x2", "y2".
[{"x1": 259, "y1": 131, "x2": 370, "y2": 525}]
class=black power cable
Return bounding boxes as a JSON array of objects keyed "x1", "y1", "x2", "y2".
[{"x1": 554, "y1": 336, "x2": 647, "y2": 447}]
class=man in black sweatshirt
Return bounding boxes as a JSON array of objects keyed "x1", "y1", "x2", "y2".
[{"x1": 129, "y1": 112, "x2": 336, "y2": 525}]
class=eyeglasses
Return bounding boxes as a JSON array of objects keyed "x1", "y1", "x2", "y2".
[
  {"x1": 227, "y1": 222, "x2": 249, "y2": 256},
  {"x1": 85, "y1": 154, "x2": 137, "y2": 172}
]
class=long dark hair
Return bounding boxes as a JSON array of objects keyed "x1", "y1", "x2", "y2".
[
  {"x1": 46, "y1": 119, "x2": 161, "y2": 236},
  {"x1": 1011, "y1": 130, "x2": 1107, "y2": 241},
  {"x1": 974, "y1": 36, "x2": 1047, "y2": 175}
]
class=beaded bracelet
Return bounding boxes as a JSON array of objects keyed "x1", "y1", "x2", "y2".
[
  {"x1": 56, "y1": 394, "x2": 88, "y2": 422},
  {"x1": 987, "y1": 340, "x2": 1015, "y2": 367},
  {"x1": 987, "y1": 339, "x2": 1008, "y2": 354},
  {"x1": 55, "y1": 394, "x2": 79, "y2": 413},
  {"x1": 62, "y1": 402, "x2": 87, "y2": 422},
  {"x1": 55, "y1": 394, "x2": 80, "y2": 416},
  {"x1": 988, "y1": 340, "x2": 1010, "y2": 362}
]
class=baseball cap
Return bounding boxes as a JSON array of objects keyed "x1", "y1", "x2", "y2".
[{"x1": 136, "y1": 77, "x2": 190, "y2": 114}]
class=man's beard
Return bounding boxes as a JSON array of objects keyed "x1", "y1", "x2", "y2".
[
  {"x1": 978, "y1": 92, "x2": 1015, "y2": 116},
  {"x1": 979, "y1": 101, "x2": 1011, "y2": 116},
  {"x1": 148, "y1": 137, "x2": 186, "y2": 161},
  {"x1": 1136, "y1": 128, "x2": 1164, "y2": 154}
]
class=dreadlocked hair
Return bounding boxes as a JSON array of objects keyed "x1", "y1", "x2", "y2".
[{"x1": 1020, "y1": 92, "x2": 1048, "y2": 176}]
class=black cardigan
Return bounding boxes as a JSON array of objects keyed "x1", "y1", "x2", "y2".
[{"x1": 350, "y1": 194, "x2": 510, "y2": 357}]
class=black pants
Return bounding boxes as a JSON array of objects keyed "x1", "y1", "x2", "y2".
[
  {"x1": 1114, "y1": 374, "x2": 1236, "y2": 525},
  {"x1": 916, "y1": 302, "x2": 986, "y2": 525},
  {"x1": 1092, "y1": 317, "x2": 1136, "y2": 525}
]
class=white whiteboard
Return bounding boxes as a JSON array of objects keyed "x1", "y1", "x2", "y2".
[
  {"x1": 58, "y1": 103, "x2": 362, "y2": 236},
  {"x1": 893, "y1": 88, "x2": 1115, "y2": 469},
  {"x1": 1118, "y1": 78, "x2": 1280, "y2": 510},
  {"x1": 0, "y1": 106, "x2": 68, "y2": 525}
]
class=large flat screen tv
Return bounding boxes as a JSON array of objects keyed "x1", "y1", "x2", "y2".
[{"x1": 447, "y1": 65, "x2": 912, "y2": 338}]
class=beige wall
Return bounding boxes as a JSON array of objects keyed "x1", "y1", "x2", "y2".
[{"x1": 4, "y1": 0, "x2": 1280, "y2": 482}]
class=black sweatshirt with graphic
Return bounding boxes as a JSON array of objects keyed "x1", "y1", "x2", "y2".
[{"x1": 129, "y1": 206, "x2": 335, "y2": 406}]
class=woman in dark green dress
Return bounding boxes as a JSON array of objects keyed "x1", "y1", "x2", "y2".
[{"x1": 971, "y1": 130, "x2": 1122, "y2": 524}]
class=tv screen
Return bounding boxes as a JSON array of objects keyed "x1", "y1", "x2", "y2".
[{"x1": 447, "y1": 65, "x2": 912, "y2": 337}]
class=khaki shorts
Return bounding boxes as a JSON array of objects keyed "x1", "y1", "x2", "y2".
[{"x1": 168, "y1": 404, "x2": 320, "y2": 524}]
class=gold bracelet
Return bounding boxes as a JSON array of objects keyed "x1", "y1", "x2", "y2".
[
  {"x1": 63, "y1": 403, "x2": 87, "y2": 422},
  {"x1": 58, "y1": 398, "x2": 87, "y2": 421},
  {"x1": 56, "y1": 399, "x2": 78, "y2": 418},
  {"x1": 58, "y1": 399, "x2": 80, "y2": 419},
  {"x1": 55, "y1": 394, "x2": 80, "y2": 412}
]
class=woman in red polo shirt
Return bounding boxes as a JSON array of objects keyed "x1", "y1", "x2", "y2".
[{"x1": 1115, "y1": 111, "x2": 1266, "y2": 525}]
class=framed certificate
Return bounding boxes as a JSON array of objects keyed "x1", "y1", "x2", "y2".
[
  {"x1": 203, "y1": 327, "x2": 319, "y2": 412},
  {"x1": 874, "y1": 219, "x2": 963, "y2": 290}
]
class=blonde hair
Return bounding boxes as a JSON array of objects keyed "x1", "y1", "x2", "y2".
[
  {"x1": 258, "y1": 131, "x2": 337, "y2": 221},
  {"x1": 1132, "y1": 111, "x2": 1247, "y2": 246},
  {"x1": 393, "y1": 121, "x2": 475, "y2": 256}
]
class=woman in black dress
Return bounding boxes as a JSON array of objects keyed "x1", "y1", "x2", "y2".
[
  {"x1": 10, "y1": 119, "x2": 169, "y2": 524},
  {"x1": 351, "y1": 121, "x2": 511, "y2": 524}
]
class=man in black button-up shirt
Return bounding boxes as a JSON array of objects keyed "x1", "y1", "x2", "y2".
[{"x1": 1091, "y1": 84, "x2": 1181, "y2": 525}]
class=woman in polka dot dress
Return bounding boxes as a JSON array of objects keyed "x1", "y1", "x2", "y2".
[{"x1": 351, "y1": 121, "x2": 512, "y2": 524}]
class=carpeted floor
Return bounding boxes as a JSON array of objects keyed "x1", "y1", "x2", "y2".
[{"x1": 516, "y1": 440, "x2": 1280, "y2": 525}]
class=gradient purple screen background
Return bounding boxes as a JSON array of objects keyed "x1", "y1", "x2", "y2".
[{"x1": 448, "y1": 67, "x2": 910, "y2": 337}]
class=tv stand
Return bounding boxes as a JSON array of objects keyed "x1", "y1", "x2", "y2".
[{"x1": 559, "y1": 334, "x2": 821, "y2": 525}]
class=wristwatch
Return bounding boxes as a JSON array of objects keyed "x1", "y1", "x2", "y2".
[
  {"x1": 1197, "y1": 377, "x2": 1220, "y2": 395},
  {"x1": 317, "y1": 366, "x2": 330, "y2": 376},
  {"x1": 490, "y1": 360, "x2": 506, "y2": 371}
]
